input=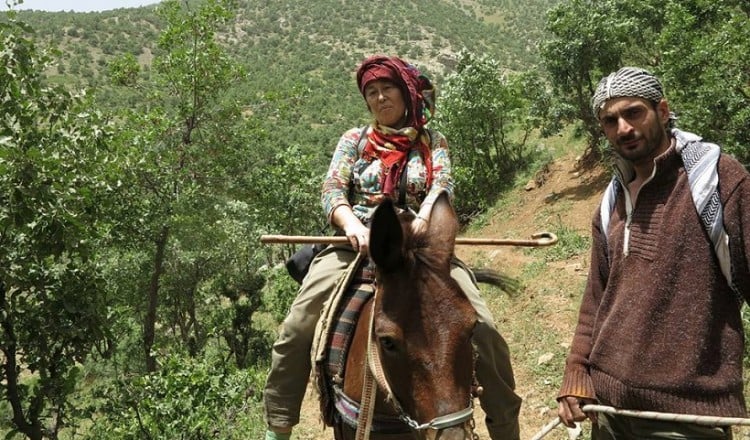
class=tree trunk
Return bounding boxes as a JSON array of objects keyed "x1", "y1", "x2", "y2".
[
  {"x1": 144, "y1": 225, "x2": 169, "y2": 372},
  {"x1": 2, "y1": 285, "x2": 44, "y2": 440}
]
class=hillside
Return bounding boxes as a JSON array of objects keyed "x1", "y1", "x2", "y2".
[
  {"x1": 18, "y1": 0, "x2": 557, "y2": 82},
  {"x1": 15, "y1": 0, "x2": 560, "y2": 162}
]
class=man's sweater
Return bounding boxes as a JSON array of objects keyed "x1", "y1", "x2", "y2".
[{"x1": 558, "y1": 144, "x2": 750, "y2": 417}]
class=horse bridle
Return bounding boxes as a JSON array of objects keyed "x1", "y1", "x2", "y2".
[{"x1": 355, "y1": 283, "x2": 477, "y2": 439}]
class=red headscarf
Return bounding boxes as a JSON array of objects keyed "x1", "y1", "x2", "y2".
[
  {"x1": 356, "y1": 55, "x2": 435, "y2": 129},
  {"x1": 356, "y1": 55, "x2": 436, "y2": 197}
]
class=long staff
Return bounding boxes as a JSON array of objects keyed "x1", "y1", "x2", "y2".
[
  {"x1": 260, "y1": 231, "x2": 558, "y2": 247},
  {"x1": 531, "y1": 404, "x2": 750, "y2": 440}
]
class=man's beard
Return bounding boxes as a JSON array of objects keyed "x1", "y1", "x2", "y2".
[{"x1": 616, "y1": 125, "x2": 667, "y2": 163}]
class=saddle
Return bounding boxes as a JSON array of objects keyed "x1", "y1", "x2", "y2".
[
  {"x1": 311, "y1": 253, "x2": 371, "y2": 422},
  {"x1": 311, "y1": 257, "x2": 409, "y2": 434}
]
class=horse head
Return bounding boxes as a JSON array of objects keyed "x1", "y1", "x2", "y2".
[{"x1": 366, "y1": 192, "x2": 477, "y2": 439}]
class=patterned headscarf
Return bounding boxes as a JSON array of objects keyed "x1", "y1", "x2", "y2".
[
  {"x1": 591, "y1": 67, "x2": 665, "y2": 117},
  {"x1": 356, "y1": 55, "x2": 435, "y2": 129},
  {"x1": 356, "y1": 55, "x2": 436, "y2": 196}
]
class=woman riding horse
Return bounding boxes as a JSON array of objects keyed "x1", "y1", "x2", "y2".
[{"x1": 263, "y1": 55, "x2": 521, "y2": 440}]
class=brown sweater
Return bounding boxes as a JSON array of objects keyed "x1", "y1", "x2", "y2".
[{"x1": 559, "y1": 145, "x2": 750, "y2": 417}]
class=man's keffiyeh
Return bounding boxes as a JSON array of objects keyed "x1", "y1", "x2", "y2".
[{"x1": 591, "y1": 67, "x2": 665, "y2": 117}]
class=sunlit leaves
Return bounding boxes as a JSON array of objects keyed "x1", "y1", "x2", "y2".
[
  {"x1": 539, "y1": 0, "x2": 749, "y2": 166},
  {"x1": 434, "y1": 51, "x2": 550, "y2": 221},
  {"x1": 0, "y1": 14, "x2": 120, "y2": 438},
  {"x1": 657, "y1": 1, "x2": 750, "y2": 163}
]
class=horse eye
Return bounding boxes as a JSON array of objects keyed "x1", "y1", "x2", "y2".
[{"x1": 379, "y1": 336, "x2": 397, "y2": 352}]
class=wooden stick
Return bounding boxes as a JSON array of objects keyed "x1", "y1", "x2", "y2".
[
  {"x1": 582, "y1": 404, "x2": 750, "y2": 427},
  {"x1": 530, "y1": 418, "x2": 562, "y2": 440},
  {"x1": 259, "y1": 232, "x2": 558, "y2": 247},
  {"x1": 532, "y1": 405, "x2": 750, "y2": 440}
]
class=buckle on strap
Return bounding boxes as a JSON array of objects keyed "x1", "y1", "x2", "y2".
[{"x1": 402, "y1": 404, "x2": 474, "y2": 431}]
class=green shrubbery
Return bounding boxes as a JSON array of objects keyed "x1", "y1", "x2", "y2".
[{"x1": 83, "y1": 355, "x2": 267, "y2": 439}]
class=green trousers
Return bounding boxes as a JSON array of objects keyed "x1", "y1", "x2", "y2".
[
  {"x1": 593, "y1": 412, "x2": 732, "y2": 440},
  {"x1": 263, "y1": 245, "x2": 521, "y2": 440}
]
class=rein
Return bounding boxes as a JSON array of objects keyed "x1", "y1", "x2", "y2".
[{"x1": 355, "y1": 282, "x2": 476, "y2": 437}]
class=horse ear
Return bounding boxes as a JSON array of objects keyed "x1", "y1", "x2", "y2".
[
  {"x1": 426, "y1": 192, "x2": 458, "y2": 254},
  {"x1": 369, "y1": 198, "x2": 404, "y2": 273}
]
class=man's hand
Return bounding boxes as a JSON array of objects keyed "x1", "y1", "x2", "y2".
[{"x1": 558, "y1": 396, "x2": 597, "y2": 427}]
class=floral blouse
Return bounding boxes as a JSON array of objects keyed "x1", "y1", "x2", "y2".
[{"x1": 321, "y1": 125, "x2": 454, "y2": 225}]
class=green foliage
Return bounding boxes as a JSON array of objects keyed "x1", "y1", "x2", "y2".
[
  {"x1": 261, "y1": 266, "x2": 301, "y2": 324},
  {"x1": 540, "y1": 0, "x2": 750, "y2": 166},
  {"x1": 247, "y1": 144, "x2": 327, "y2": 250},
  {"x1": 539, "y1": 0, "x2": 634, "y2": 157},
  {"x1": 107, "y1": 52, "x2": 140, "y2": 87},
  {"x1": 210, "y1": 270, "x2": 274, "y2": 368},
  {"x1": 434, "y1": 51, "x2": 551, "y2": 222},
  {"x1": 657, "y1": 1, "x2": 750, "y2": 165},
  {"x1": 103, "y1": 0, "x2": 254, "y2": 372},
  {"x1": 0, "y1": 13, "x2": 122, "y2": 439},
  {"x1": 83, "y1": 354, "x2": 266, "y2": 440}
]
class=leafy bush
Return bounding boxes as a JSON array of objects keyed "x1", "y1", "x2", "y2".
[
  {"x1": 0, "y1": 13, "x2": 124, "y2": 438},
  {"x1": 261, "y1": 265, "x2": 301, "y2": 324},
  {"x1": 434, "y1": 51, "x2": 551, "y2": 223},
  {"x1": 84, "y1": 355, "x2": 266, "y2": 440}
]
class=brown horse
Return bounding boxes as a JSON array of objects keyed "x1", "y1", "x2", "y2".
[{"x1": 320, "y1": 193, "x2": 482, "y2": 440}]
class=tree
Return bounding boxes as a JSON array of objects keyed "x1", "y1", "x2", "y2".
[
  {"x1": 657, "y1": 1, "x2": 750, "y2": 165},
  {"x1": 434, "y1": 51, "x2": 550, "y2": 221},
  {"x1": 82, "y1": 354, "x2": 263, "y2": 439},
  {"x1": 0, "y1": 14, "x2": 121, "y2": 440},
  {"x1": 539, "y1": 0, "x2": 750, "y2": 168},
  {"x1": 539, "y1": 0, "x2": 635, "y2": 162},
  {"x1": 107, "y1": 0, "x2": 247, "y2": 372}
]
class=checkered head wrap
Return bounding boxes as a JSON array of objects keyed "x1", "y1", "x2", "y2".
[{"x1": 591, "y1": 67, "x2": 665, "y2": 117}]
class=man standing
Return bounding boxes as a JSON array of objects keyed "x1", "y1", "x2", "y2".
[{"x1": 557, "y1": 67, "x2": 750, "y2": 439}]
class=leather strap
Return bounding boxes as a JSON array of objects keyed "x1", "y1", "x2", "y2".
[{"x1": 355, "y1": 292, "x2": 380, "y2": 440}]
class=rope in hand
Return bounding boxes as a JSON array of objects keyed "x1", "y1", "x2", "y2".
[{"x1": 531, "y1": 404, "x2": 750, "y2": 440}]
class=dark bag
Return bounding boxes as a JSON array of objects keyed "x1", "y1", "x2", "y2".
[{"x1": 285, "y1": 243, "x2": 327, "y2": 284}]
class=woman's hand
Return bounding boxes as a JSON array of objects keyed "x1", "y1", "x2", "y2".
[
  {"x1": 557, "y1": 396, "x2": 597, "y2": 427},
  {"x1": 344, "y1": 221, "x2": 370, "y2": 255},
  {"x1": 331, "y1": 205, "x2": 370, "y2": 256}
]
